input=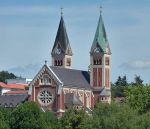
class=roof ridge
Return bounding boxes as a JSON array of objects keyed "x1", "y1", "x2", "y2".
[{"x1": 50, "y1": 66, "x2": 88, "y2": 72}]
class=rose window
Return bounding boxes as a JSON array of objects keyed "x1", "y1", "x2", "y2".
[{"x1": 38, "y1": 90, "x2": 53, "y2": 106}]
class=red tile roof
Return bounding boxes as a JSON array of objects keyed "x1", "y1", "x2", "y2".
[
  {"x1": 4, "y1": 90, "x2": 28, "y2": 95},
  {"x1": 0, "y1": 82, "x2": 8, "y2": 88},
  {"x1": 0, "y1": 82, "x2": 26, "y2": 89}
]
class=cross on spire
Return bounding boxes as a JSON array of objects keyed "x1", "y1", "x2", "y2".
[
  {"x1": 100, "y1": 6, "x2": 102, "y2": 15},
  {"x1": 61, "y1": 7, "x2": 63, "y2": 16}
]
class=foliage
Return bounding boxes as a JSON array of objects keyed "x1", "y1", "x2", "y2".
[
  {"x1": 41, "y1": 111, "x2": 59, "y2": 129},
  {"x1": 125, "y1": 85, "x2": 150, "y2": 113},
  {"x1": 0, "y1": 71, "x2": 17, "y2": 83},
  {"x1": 132, "y1": 75, "x2": 143, "y2": 86},
  {"x1": 0, "y1": 108, "x2": 12, "y2": 129},
  {"x1": 115, "y1": 75, "x2": 128, "y2": 86},
  {"x1": 10, "y1": 101, "x2": 47, "y2": 129},
  {"x1": 83, "y1": 102, "x2": 138, "y2": 129},
  {"x1": 112, "y1": 75, "x2": 128, "y2": 97},
  {"x1": 0, "y1": 110, "x2": 10, "y2": 129},
  {"x1": 60, "y1": 108, "x2": 87, "y2": 129}
]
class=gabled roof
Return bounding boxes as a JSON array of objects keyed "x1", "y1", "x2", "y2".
[
  {"x1": 29, "y1": 64, "x2": 63, "y2": 87},
  {"x1": 0, "y1": 94, "x2": 28, "y2": 107},
  {"x1": 51, "y1": 16, "x2": 72, "y2": 55},
  {"x1": 50, "y1": 66, "x2": 91, "y2": 90},
  {"x1": 65, "y1": 93, "x2": 82, "y2": 106},
  {"x1": 90, "y1": 13, "x2": 111, "y2": 54},
  {"x1": 100, "y1": 88, "x2": 111, "y2": 96}
]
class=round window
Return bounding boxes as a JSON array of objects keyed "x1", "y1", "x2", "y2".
[{"x1": 37, "y1": 89, "x2": 53, "y2": 106}]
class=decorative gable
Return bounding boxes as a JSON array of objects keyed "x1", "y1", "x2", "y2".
[{"x1": 29, "y1": 64, "x2": 63, "y2": 88}]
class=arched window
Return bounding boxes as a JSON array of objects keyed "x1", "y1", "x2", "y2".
[
  {"x1": 55, "y1": 60, "x2": 57, "y2": 66},
  {"x1": 105, "y1": 57, "x2": 109, "y2": 65},
  {"x1": 66, "y1": 58, "x2": 71, "y2": 66},
  {"x1": 40, "y1": 74, "x2": 51, "y2": 85},
  {"x1": 58, "y1": 60, "x2": 60, "y2": 66},
  {"x1": 60, "y1": 60, "x2": 63, "y2": 66},
  {"x1": 86, "y1": 95, "x2": 90, "y2": 108},
  {"x1": 93, "y1": 59, "x2": 102, "y2": 65},
  {"x1": 94, "y1": 59, "x2": 96, "y2": 65},
  {"x1": 98, "y1": 59, "x2": 102, "y2": 65}
]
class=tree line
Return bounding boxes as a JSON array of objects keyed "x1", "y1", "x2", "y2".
[{"x1": 0, "y1": 71, "x2": 17, "y2": 83}]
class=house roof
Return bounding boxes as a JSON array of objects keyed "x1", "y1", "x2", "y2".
[
  {"x1": 0, "y1": 82, "x2": 8, "y2": 88},
  {"x1": 0, "y1": 82, "x2": 26, "y2": 89},
  {"x1": 100, "y1": 88, "x2": 111, "y2": 96},
  {"x1": 4, "y1": 90, "x2": 28, "y2": 95},
  {"x1": 6, "y1": 77, "x2": 32, "y2": 84},
  {"x1": 50, "y1": 66, "x2": 91, "y2": 90},
  {"x1": 0, "y1": 94, "x2": 28, "y2": 107},
  {"x1": 65, "y1": 93, "x2": 82, "y2": 106}
]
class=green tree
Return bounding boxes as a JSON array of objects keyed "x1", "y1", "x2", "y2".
[
  {"x1": 60, "y1": 108, "x2": 87, "y2": 129},
  {"x1": 0, "y1": 111, "x2": 10, "y2": 129},
  {"x1": 112, "y1": 75, "x2": 128, "y2": 97},
  {"x1": 0, "y1": 71, "x2": 17, "y2": 83},
  {"x1": 132, "y1": 75, "x2": 143, "y2": 86},
  {"x1": 115, "y1": 76, "x2": 122, "y2": 86},
  {"x1": 0, "y1": 108, "x2": 12, "y2": 129},
  {"x1": 10, "y1": 102, "x2": 46, "y2": 129},
  {"x1": 125, "y1": 85, "x2": 150, "y2": 113},
  {"x1": 41, "y1": 111, "x2": 59, "y2": 129},
  {"x1": 83, "y1": 103, "x2": 138, "y2": 129}
]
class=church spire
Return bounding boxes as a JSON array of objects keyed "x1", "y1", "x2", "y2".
[
  {"x1": 90, "y1": 9, "x2": 111, "y2": 55},
  {"x1": 90, "y1": 9, "x2": 111, "y2": 104},
  {"x1": 51, "y1": 9, "x2": 73, "y2": 69},
  {"x1": 51, "y1": 11, "x2": 72, "y2": 55}
]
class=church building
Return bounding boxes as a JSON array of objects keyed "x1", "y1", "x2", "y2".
[{"x1": 29, "y1": 10, "x2": 111, "y2": 116}]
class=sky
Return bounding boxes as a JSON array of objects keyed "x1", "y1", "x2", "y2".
[{"x1": 0, "y1": 0, "x2": 150, "y2": 83}]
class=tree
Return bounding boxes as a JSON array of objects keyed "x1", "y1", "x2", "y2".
[
  {"x1": 0, "y1": 71, "x2": 17, "y2": 83},
  {"x1": 115, "y1": 75, "x2": 128, "y2": 86},
  {"x1": 41, "y1": 111, "x2": 59, "y2": 129},
  {"x1": 83, "y1": 103, "x2": 138, "y2": 129},
  {"x1": 60, "y1": 108, "x2": 87, "y2": 129},
  {"x1": 0, "y1": 111, "x2": 9, "y2": 129},
  {"x1": 112, "y1": 75, "x2": 128, "y2": 97},
  {"x1": 0, "y1": 108, "x2": 12, "y2": 129},
  {"x1": 125, "y1": 85, "x2": 150, "y2": 113},
  {"x1": 132, "y1": 75, "x2": 143, "y2": 86},
  {"x1": 10, "y1": 102, "x2": 46, "y2": 129}
]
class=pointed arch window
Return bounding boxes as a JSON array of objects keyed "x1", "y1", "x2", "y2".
[
  {"x1": 105, "y1": 57, "x2": 109, "y2": 65},
  {"x1": 93, "y1": 59, "x2": 102, "y2": 65},
  {"x1": 40, "y1": 74, "x2": 51, "y2": 85}
]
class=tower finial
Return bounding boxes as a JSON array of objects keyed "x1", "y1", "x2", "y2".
[
  {"x1": 45, "y1": 60, "x2": 47, "y2": 65},
  {"x1": 100, "y1": 6, "x2": 102, "y2": 15},
  {"x1": 61, "y1": 7, "x2": 63, "y2": 16}
]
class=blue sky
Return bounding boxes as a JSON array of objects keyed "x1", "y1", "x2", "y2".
[{"x1": 0, "y1": 0, "x2": 150, "y2": 83}]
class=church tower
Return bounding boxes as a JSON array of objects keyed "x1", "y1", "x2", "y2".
[
  {"x1": 51, "y1": 10, "x2": 73, "y2": 69},
  {"x1": 90, "y1": 9, "x2": 111, "y2": 104}
]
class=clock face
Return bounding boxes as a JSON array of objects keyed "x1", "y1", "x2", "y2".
[
  {"x1": 94, "y1": 47, "x2": 100, "y2": 53},
  {"x1": 37, "y1": 89, "x2": 53, "y2": 106},
  {"x1": 56, "y1": 48, "x2": 61, "y2": 54}
]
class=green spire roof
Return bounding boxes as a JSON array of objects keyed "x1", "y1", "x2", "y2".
[
  {"x1": 91, "y1": 13, "x2": 111, "y2": 54},
  {"x1": 52, "y1": 16, "x2": 72, "y2": 54}
]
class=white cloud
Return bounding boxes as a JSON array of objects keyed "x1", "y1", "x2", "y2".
[
  {"x1": 8, "y1": 63, "x2": 42, "y2": 78},
  {"x1": 0, "y1": 5, "x2": 56, "y2": 16},
  {"x1": 122, "y1": 60, "x2": 150, "y2": 69}
]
